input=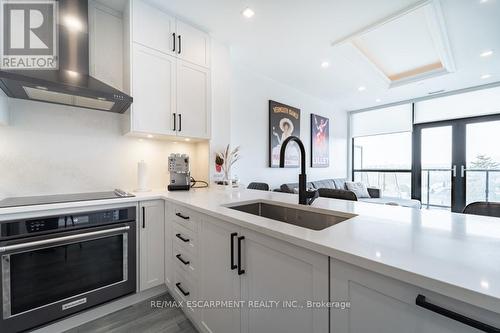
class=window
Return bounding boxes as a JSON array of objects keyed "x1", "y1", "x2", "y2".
[{"x1": 353, "y1": 132, "x2": 412, "y2": 199}]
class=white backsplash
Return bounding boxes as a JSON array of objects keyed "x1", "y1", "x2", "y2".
[{"x1": 0, "y1": 99, "x2": 209, "y2": 199}]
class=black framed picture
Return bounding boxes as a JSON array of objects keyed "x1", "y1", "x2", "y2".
[
  {"x1": 269, "y1": 100, "x2": 301, "y2": 168},
  {"x1": 310, "y1": 114, "x2": 330, "y2": 168}
]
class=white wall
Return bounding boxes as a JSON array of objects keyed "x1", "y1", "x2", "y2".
[
  {"x1": 230, "y1": 64, "x2": 348, "y2": 188},
  {"x1": 0, "y1": 99, "x2": 208, "y2": 198},
  {"x1": 209, "y1": 40, "x2": 232, "y2": 181}
]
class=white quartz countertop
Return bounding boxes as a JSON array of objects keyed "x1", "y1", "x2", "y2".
[{"x1": 1, "y1": 187, "x2": 500, "y2": 314}]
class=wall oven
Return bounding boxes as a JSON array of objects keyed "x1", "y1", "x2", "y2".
[{"x1": 0, "y1": 206, "x2": 136, "y2": 333}]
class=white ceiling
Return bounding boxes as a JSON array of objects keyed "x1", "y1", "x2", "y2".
[{"x1": 149, "y1": 0, "x2": 500, "y2": 111}]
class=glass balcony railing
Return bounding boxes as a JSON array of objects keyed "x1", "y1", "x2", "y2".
[{"x1": 353, "y1": 170, "x2": 412, "y2": 199}]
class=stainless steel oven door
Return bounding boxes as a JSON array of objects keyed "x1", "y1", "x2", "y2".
[{"x1": 0, "y1": 223, "x2": 135, "y2": 323}]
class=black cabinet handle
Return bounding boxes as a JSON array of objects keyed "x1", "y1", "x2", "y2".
[
  {"x1": 175, "y1": 282, "x2": 190, "y2": 296},
  {"x1": 142, "y1": 207, "x2": 145, "y2": 229},
  {"x1": 172, "y1": 32, "x2": 176, "y2": 52},
  {"x1": 230, "y1": 232, "x2": 237, "y2": 270},
  {"x1": 175, "y1": 212, "x2": 189, "y2": 220},
  {"x1": 237, "y1": 236, "x2": 245, "y2": 275},
  {"x1": 416, "y1": 295, "x2": 500, "y2": 332},
  {"x1": 173, "y1": 113, "x2": 176, "y2": 131},
  {"x1": 175, "y1": 233, "x2": 190, "y2": 242},
  {"x1": 178, "y1": 35, "x2": 182, "y2": 54},
  {"x1": 176, "y1": 254, "x2": 190, "y2": 265},
  {"x1": 178, "y1": 114, "x2": 182, "y2": 132}
]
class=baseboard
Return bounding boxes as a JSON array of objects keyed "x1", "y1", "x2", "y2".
[{"x1": 31, "y1": 284, "x2": 168, "y2": 333}]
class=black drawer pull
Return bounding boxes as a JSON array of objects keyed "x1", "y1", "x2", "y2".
[
  {"x1": 175, "y1": 233, "x2": 190, "y2": 242},
  {"x1": 178, "y1": 35, "x2": 182, "y2": 54},
  {"x1": 172, "y1": 33, "x2": 176, "y2": 52},
  {"x1": 416, "y1": 295, "x2": 500, "y2": 332},
  {"x1": 176, "y1": 254, "x2": 190, "y2": 265},
  {"x1": 175, "y1": 212, "x2": 190, "y2": 220},
  {"x1": 230, "y1": 232, "x2": 237, "y2": 270},
  {"x1": 237, "y1": 236, "x2": 245, "y2": 275},
  {"x1": 173, "y1": 113, "x2": 177, "y2": 131},
  {"x1": 142, "y1": 207, "x2": 146, "y2": 229},
  {"x1": 175, "y1": 282, "x2": 190, "y2": 296}
]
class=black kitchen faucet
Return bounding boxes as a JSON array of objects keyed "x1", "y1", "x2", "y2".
[{"x1": 279, "y1": 136, "x2": 319, "y2": 205}]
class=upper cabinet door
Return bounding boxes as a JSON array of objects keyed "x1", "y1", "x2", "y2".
[
  {"x1": 132, "y1": 44, "x2": 176, "y2": 135},
  {"x1": 132, "y1": 0, "x2": 176, "y2": 55},
  {"x1": 176, "y1": 60, "x2": 210, "y2": 139},
  {"x1": 176, "y1": 20, "x2": 210, "y2": 68}
]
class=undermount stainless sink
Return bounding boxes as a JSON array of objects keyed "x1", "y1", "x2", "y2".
[{"x1": 226, "y1": 200, "x2": 356, "y2": 230}]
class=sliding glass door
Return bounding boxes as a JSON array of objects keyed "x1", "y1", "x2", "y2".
[{"x1": 413, "y1": 115, "x2": 500, "y2": 212}]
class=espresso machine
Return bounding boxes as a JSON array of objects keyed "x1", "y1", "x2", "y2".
[{"x1": 167, "y1": 154, "x2": 191, "y2": 191}]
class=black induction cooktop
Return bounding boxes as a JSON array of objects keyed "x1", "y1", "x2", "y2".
[{"x1": 0, "y1": 189, "x2": 135, "y2": 208}]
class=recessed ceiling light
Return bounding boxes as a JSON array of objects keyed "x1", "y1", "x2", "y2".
[
  {"x1": 321, "y1": 61, "x2": 330, "y2": 68},
  {"x1": 147, "y1": 134, "x2": 154, "y2": 139},
  {"x1": 481, "y1": 74, "x2": 492, "y2": 79},
  {"x1": 480, "y1": 50, "x2": 494, "y2": 57},
  {"x1": 242, "y1": 8, "x2": 255, "y2": 18},
  {"x1": 480, "y1": 0, "x2": 489, "y2": 3},
  {"x1": 375, "y1": 98, "x2": 381, "y2": 102},
  {"x1": 358, "y1": 86, "x2": 366, "y2": 92}
]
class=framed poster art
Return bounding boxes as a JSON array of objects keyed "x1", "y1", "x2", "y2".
[
  {"x1": 269, "y1": 100, "x2": 301, "y2": 168},
  {"x1": 310, "y1": 114, "x2": 330, "y2": 168}
]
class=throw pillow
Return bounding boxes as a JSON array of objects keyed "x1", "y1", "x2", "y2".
[{"x1": 345, "y1": 181, "x2": 370, "y2": 198}]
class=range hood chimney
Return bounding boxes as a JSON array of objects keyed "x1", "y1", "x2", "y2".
[{"x1": 0, "y1": 0, "x2": 132, "y2": 113}]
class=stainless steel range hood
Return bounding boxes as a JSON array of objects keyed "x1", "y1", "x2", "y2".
[{"x1": 0, "y1": 0, "x2": 132, "y2": 113}]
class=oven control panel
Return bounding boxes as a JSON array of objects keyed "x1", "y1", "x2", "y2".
[{"x1": 0, "y1": 206, "x2": 136, "y2": 240}]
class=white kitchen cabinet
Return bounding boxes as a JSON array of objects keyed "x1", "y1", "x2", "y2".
[
  {"x1": 139, "y1": 200, "x2": 165, "y2": 291},
  {"x1": 176, "y1": 60, "x2": 210, "y2": 138},
  {"x1": 89, "y1": 1, "x2": 123, "y2": 90},
  {"x1": 199, "y1": 217, "x2": 241, "y2": 333},
  {"x1": 125, "y1": 0, "x2": 211, "y2": 139},
  {"x1": 0, "y1": 89, "x2": 8, "y2": 126},
  {"x1": 240, "y1": 228, "x2": 329, "y2": 333},
  {"x1": 132, "y1": 0, "x2": 176, "y2": 56},
  {"x1": 176, "y1": 20, "x2": 210, "y2": 68},
  {"x1": 131, "y1": 44, "x2": 176, "y2": 135},
  {"x1": 198, "y1": 216, "x2": 329, "y2": 333},
  {"x1": 330, "y1": 258, "x2": 500, "y2": 333},
  {"x1": 164, "y1": 203, "x2": 173, "y2": 288}
]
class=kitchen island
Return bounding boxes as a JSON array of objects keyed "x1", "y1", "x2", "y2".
[{"x1": 1, "y1": 187, "x2": 500, "y2": 332}]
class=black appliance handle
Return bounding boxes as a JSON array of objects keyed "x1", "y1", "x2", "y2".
[
  {"x1": 173, "y1": 113, "x2": 177, "y2": 131},
  {"x1": 0, "y1": 226, "x2": 130, "y2": 252},
  {"x1": 175, "y1": 233, "x2": 190, "y2": 243},
  {"x1": 178, "y1": 114, "x2": 182, "y2": 132},
  {"x1": 172, "y1": 33, "x2": 176, "y2": 52},
  {"x1": 415, "y1": 295, "x2": 500, "y2": 332},
  {"x1": 175, "y1": 282, "x2": 190, "y2": 296},
  {"x1": 175, "y1": 212, "x2": 189, "y2": 220},
  {"x1": 176, "y1": 254, "x2": 190, "y2": 265},
  {"x1": 142, "y1": 207, "x2": 145, "y2": 229},
  {"x1": 230, "y1": 232, "x2": 237, "y2": 270},
  {"x1": 237, "y1": 236, "x2": 245, "y2": 275},
  {"x1": 178, "y1": 35, "x2": 182, "y2": 54}
]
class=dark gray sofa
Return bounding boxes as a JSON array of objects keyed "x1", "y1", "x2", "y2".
[{"x1": 279, "y1": 178, "x2": 421, "y2": 208}]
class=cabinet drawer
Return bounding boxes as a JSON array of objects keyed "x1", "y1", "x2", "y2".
[
  {"x1": 330, "y1": 258, "x2": 500, "y2": 333},
  {"x1": 172, "y1": 205, "x2": 198, "y2": 231},
  {"x1": 173, "y1": 242, "x2": 196, "y2": 277},
  {"x1": 172, "y1": 223, "x2": 197, "y2": 254},
  {"x1": 173, "y1": 269, "x2": 197, "y2": 301}
]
